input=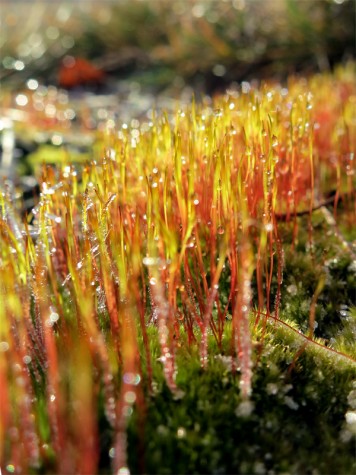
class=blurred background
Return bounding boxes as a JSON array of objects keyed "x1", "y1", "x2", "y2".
[{"x1": 1, "y1": 0, "x2": 355, "y2": 94}]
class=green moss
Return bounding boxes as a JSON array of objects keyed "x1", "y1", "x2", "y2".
[
  {"x1": 118, "y1": 207, "x2": 356, "y2": 474},
  {"x1": 123, "y1": 319, "x2": 356, "y2": 474}
]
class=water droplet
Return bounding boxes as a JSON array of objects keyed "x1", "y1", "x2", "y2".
[
  {"x1": 212, "y1": 64, "x2": 226, "y2": 77},
  {"x1": 62, "y1": 273, "x2": 72, "y2": 286},
  {"x1": 105, "y1": 193, "x2": 117, "y2": 209},
  {"x1": 235, "y1": 400, "x2": 254, "y2": 417},
  {"x1": 118, "y1": 467, "x2": 130, "y2": 475},
  {"x1": 217, "y1": 225, "x2": 225, "y2": 235},
  {"x1": 287, "y1": 284, "x2": 297, "y2": 296},
  {"x1": 149, "y1": 277, "x2": 157, "y2": 286},
  {"x1": 284, "y1": 396, "x2": 299, "y2": 410},
  {"x1": 142, "y1": 256, "x2": 159, "y2": 267},
  {"x1": 124, "y1": 391, "x2": 136, "y2": 404},
  {"x1": 0, "y1": 341, "x2": 9, "y2": 352},
  {"x1": 346, "y1": 166, "x2": 354, "y2": 176},
  {"x1": 15, "y1": 94, "x2": 28, "y2": 107},
  {"x1": 49, "y1": 310, "x2": 59, "y2": 323},
  {"x1": 45, "y1": 212, "x2": 62, "y2": 223},
  {"x1": 177, "y1": 427, "x2": 186, "y2": 438},
  {"x1": 157, "y1": 425, "x2": 169, "y2": 436},
  {"x1": 241, "y1": 81, "x2": 250, "y2": 94},
  {"x1": 109, "y1": 447, "x2": 115, "y2": 458},
  {"x1": 264, "y1": 222, "x2": 273, "y2": 232},
  {"x1": 123, "y1": 373, "x2": 141, "y2": 385},
  {"x1": 279, "y1": 163, "x2": 289, "y2": 175},
  {"x1": 266, "y1": 383, "x2": 278, "y2": 395},
  {"x1": 6, "y1": 465, "x2": 15, "y2": 473},
  {"x1": 23, "y1": 355, "x2": 32, "y2": 364}
]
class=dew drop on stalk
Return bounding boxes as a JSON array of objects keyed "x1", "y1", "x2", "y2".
[
  {"x1": 217, "y1": 225, "x2": 225, "y2": 235},
  {"x1": 62, "y1": 273, "x2": 72, "y2": 286},
  {"x1": 264, "y1": 222, "x2": 273, "y2": 232},
  {"x1": 346, "y1": 165, "x2": 354, "y2": 176},
  {"x1": 124, "y1": 391, "x2": 136, "y2": 404},
  {"x1": 235, "y1": 400, "x2": 254, "y2": 417},
  {"x1": 117, "y1": 467, "x2": 130, "y2": 475},
  {"x1": 105, "y1": 193, "x2": 117, "y2": 209},
  {"x1": 266, "y1": 383, "x2": 278, "y2": 395},
  {"x1": 123, "y1": 373, "x2": 141, "y2": 385},
  {"x1": 0, "y1": 341, "x2": 9, "y2": 352},
  {"x1": 49, "y1": 308, "x2": 59, "y2": 323},
  {"x1": 45, "y1": 213, "x2": 62, "y2": 224},
  {"x1": 91, "y1": 244, "x2": 100, "y2": 256},
  {"x1": 284, "y1": 396, "x2": 299, "y2": 410},
  {"x1": 279, "y1": 163, "x2": 289, "y2": 175},
  {"x1": 345, "y1": 411, "x2": 356, "y2": 425}
]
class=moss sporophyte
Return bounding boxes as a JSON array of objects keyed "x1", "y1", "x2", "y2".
[{"x1": 0, "y1": 66, "x2": 355, "y2": 474}]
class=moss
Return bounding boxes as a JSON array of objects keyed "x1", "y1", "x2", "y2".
[
  {"x1": 124, "y1": 320, "x2": 356, "y2": 475},
  {"x1": 270, "y1": 212, "x2": 355, "y2": 342},
  {"x1": 120, "y1": 208, "x2": 356, "y2": 474}
]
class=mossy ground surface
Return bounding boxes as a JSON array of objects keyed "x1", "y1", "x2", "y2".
[{"x1": 96, "y1": 211, "x2": 356, "y2": 475}]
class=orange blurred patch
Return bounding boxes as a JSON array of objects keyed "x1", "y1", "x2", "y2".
[{"x1": 59, "y1": 56, "x2": 105, "y2": 89}]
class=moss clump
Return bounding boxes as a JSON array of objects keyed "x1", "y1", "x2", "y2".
[{"x1": 125, "y1": 322, "x2": 355, "y2": 474}]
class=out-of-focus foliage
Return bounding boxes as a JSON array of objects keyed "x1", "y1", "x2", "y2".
[{"x1": 1, "y1": 0, "x2": 354, "y2": 91}]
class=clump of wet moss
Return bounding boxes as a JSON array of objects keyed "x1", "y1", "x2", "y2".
[{"x1": 124, "y1": 321, "x2": 355, "y2": 475}]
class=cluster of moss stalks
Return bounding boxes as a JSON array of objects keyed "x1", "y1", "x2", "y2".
[
  {"x1": 124, "y1": 214, "x2": 356, "y2": 475},
  {"x1": 1, "y1": 65, "x2": 355, "y2": 475}
]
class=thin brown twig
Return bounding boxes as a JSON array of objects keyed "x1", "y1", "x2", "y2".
[
  {"x1": 274, "y1": 193, "x2": 340, "y2": 221},
  {"x1": 252, "y1": 309, "x2": 356, "y2": 365}
]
